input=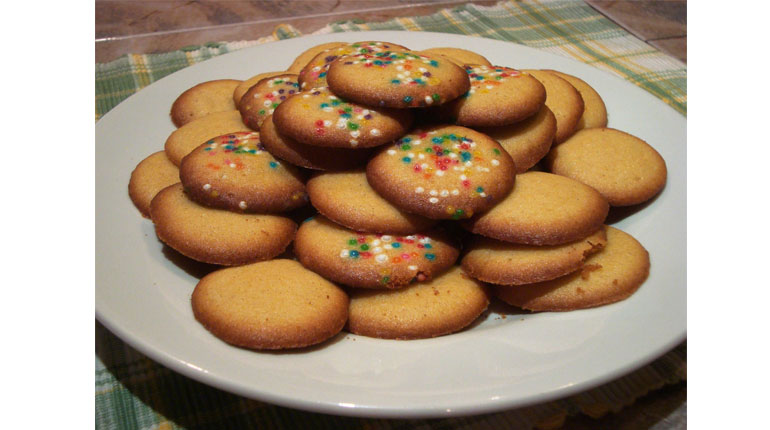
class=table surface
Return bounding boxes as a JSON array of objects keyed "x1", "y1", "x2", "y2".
[{"x1": 95, "y1": 1, "x2": 686, "y2": 428}]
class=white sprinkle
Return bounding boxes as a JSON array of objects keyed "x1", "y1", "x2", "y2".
[
  {"x1": 229, "y1": 163, "x2": 237, "y2": 168},
  {"x1": 408, "y1": 265, "x2": 418, "y2": 271},
  {"x1": 406, "y1": 235, "x2": 416, "y2": 240},
  {"x1": 302, "y1": 93, "x2": 310, "y2": 98},
  {"x1": 387, "y1": 149, "x2": 397, "y2": 155},
  {"x1": 239, "y1": 201, "x2": 247, "y2": 210},
  {"x1": 362, "y1": 109, "x2": 371, "y2": 115},
  {"x1": 356, "y1": 115, "x2": 364, "y2": 120},
  {"x1": 322, "y1": 107, "x2": 333, "y2": 112},
  {"x1": 313, "y1": 66, "x2": 321, "y2": 72},
  {"x1": 373, "y1": 247, "x2": 383, "y2": 254},
  {"x1": 415, "y1": 187, "x2": 425, "y2": 194},
  {"x1": 263, "y1": 100, "x2": 272, "y2": 107},
  {"x1": 451, "y1": 189, "x2": 460, "y2": 195},
  {"x1": 480, "y1": 192, "x2": 487, "y2": 197},
  {"x1": 350, "y1": 139, "x2": 358, "y2": 146},
  {"x1": 381, "y1": 235, "x2": 392, "y2": 242},
  {"x1": 351, "y1": 130, "x2": 361, "y2": 138},
  {"x1": 440, "y1": 190, "x2": 449, "y2": 197},
  {"x1": 436, "y1": 170, "x2": 444, "y2": 177},
  {"x1": 329, "y1": 95, "x2": 338, "y2": 100},
  {"x1": 396, "y1": 65, "x2": 404, "y2": 71},
  {"x1": 449, "y1": 153, "x2": 458, "y2": 159},
  {"x1": 486, "y1": 85, "x2": 494, "y2": 89},
  {"x1": 370, "y1": 128, "x2": 381, "y2": 136},
  {"x1": 340, "y1": 249, "x2": 349, "y2": 258},
  {"x1": 429, "y1": 190, "x2": 438, "y2": 196},
  {"x1": 491, "y1": 159, "x2": 500, "y2": 166},
  {"x1": 418, "y1": 153, "x2": 426, "y2": 160},
  {"x1": 372, "y1": 239, "x2": 381, "y2": 246},
  {"x1": 429, "y1": 197, "x2": 439, "y2": 204},
  {"x1": 376, "y1": 254, "x2": 388, "y2": 263},
  {"x1": 419, "y1": 67, "x2": 427, "y2": 72},
  {"x1": 419, "y1": 237, "x2": 431, "y2": 244},
  {"x1": 424, "y1": 95, "x2": 433, "y2": 105},
  {"x1": 460, "y1": 175, "x2": 467, "y2": 181},
  {"x1": 413, "y1": 139, "x2": 422, "y2": 146},
  {"x1": 323, "y1": 120, "x2": 332, "y2": 127},
  {"x1": 203, "y1": 184, "x2": 211, "y2": 191},
  {"x1": 384, "y1": 244, "x2": 393, "y2": 250},
  {"x1": 421, "y1": 163, "x2": 429, "y2": 169},
  {"x1": 337, "y1": 118, "x2": 347, "y2": 128}
]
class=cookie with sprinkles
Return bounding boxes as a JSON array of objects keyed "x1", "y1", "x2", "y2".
[
  {"x1": 232, "y1": 71, "x2": 287, "y2": 105},
  {"x1": 286, "y1": 41, "x2": 348, "y2": 74},
  {"x1": 306, "y1": 168, "x2": 437, "y2": 235},
  {"x1": 326, "y1": 51, "x2": 470, "y2": 108},
  {"x1": 477, "y1": 105, "x2": 557, "y2": 173},
  {"x1": 150, "y1": 183, "x2": 297, "y2": 266},
  {"x1": 238, "y1": 73, "x2": 300, "y2": 130},
  {"x1": 293, "y1": 216, "x2": 459, "y2": 289},
  {"x1": 366, "y1": 125, "x2": 516, "y2": 220},
  {"x1": 272, "y1": 86, "x2": 413, "y2": 148},
  {"x1": 179, "y1": 131, "x2": 308, "y2": 213},
  {"x1": 435, "y1": 65, "x2": 546, "y2": 127},
  {"x1": 164, "y1": 110, "x2": 254, "y2": 166},
  {"x1": 463, "y1": 171, "x2": 609, "y2": 246},
  {"x1": 260, "y1": 114, "x2": 372, "y2": 171},
  {"x1": 298, "y1": 41, "x2": 410, "y2": 90},
  {"x1": 416, "y1": 47, "x2": 493, "y2": 67},
  {"x1": 170, "y1": 79, "x2": 242, "y2": 127},
  {"x1": 346, "y1": 266, "x2": 490, "y2": 340}
]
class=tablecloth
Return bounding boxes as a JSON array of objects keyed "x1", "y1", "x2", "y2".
[{"x1": 95, "y1": 1, "x2": 687, "y2": 428}]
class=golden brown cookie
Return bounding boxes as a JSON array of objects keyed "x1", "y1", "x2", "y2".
[
  {"x1": 170, "y1": 79, "x2": 242, "y2": 127},
  {"x1": 326, "y1": 51, "x2": 470, "y2": 108},
  {"x1": 544, "y1": 70, "x2": 607, "y2": 130},
  {"x1": 128, "y1": 151, "x2": 180, "y2": 218},
  {"x1": 237, "y1": 74, "x2": 300, "y2": 130},
  {"x1": 150, "y1": 183, "x2": 296, "y2": 265},
  {"x1": 179, "y1": 131, "x2": 307, "y2": 213},
  {"x1": 272, "y1": 86, "x2": 413, "y2": 148},
  {"x1": 366, "y1": 125, "x2": 516, "y2": 220},
  {"x1": 164, "y1": 110, "x2": 253, "y2": 166},
  {"x1": 477, "y1": 105, "x2": 556, "y2": 173},
  {"x1": 260, "y1": 114, "x2": 372, "y2": 171},
  {"x1": 416, "y1": 47, "x2": 493, "y2": 67},
  {"x1": 191, "y1": 259, "x2": 349, "y2": 350},
  {"x1": 294, "y1": 216, "x2": 459, "y2": 289},
  {"x1": 298, "y1": 41, "x2": 410, "y2": 90},
  {"x1": 463, "y1": 171, "x2": 608, "y2": 245},
  {"x1": 546, "y1": 128, "x2": 667, "y2": 206},
  {"x1": 287, "y1": 41, "x2": 349, "y2": 73},
  {"x1": 494, "y1": 226, "x2": 649, "y2": 311},
  {"x1": 461, "y1": 226, "x2": 607, "y2": 286},
  {"x1": 232, "y1": 71, "x2": 288, "y2": 105},
  {"x1": 307, "y1": 169, "x2": 437, "y2": 235},
  {"x1": 435, "y1": 66, "x2": 546, "y2": 127},
  {"x1": 347, "y1": 266, "x2": 490, "y2": 340},
  {"x1": 523, "y1": 69, "x2": 584, "y2": 144}
]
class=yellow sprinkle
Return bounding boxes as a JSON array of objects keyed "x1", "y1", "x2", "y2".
[
  {"x1": 428, "y1": 77, "x2": 441, "y2": 85},
  {"x1": 445, "y1": 206, "x2": 456, "y2": 215},
  {"x1": 210, "y1": 190, "x2": 219, "y2": 197}
]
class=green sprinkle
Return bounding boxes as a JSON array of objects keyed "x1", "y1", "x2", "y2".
[
  {"x1": 347, "y1": 122, "x2": 359, "y2": 130},
  {"x1": 348, "y1": 239, "x2": 358, "y2": 245},
  {"x1": 403, "y1": 96, "x2": 413, "y2": 103},
  {"x1": 360, "y1": 244, "x2": 369, "y2": 251},
  {"x1": 401, "y1": 144, "x2": 411, "y2": 150}
]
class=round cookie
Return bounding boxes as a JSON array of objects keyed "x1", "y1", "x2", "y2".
[
  {"x1": 417, "y1": 47, "x2": 492, "y2": 67},
  {"x1": 307, "y1": 169, "x2": 437, "y2": 235},
  {"x1": 128, "y1": 151, "x2": 180, "y2": 218},
  {"x1": 286, "y1": 41, "x2": 348, "y2": 73},
  {"x1": 494, "y1": 226, "x2": 649, "y2": 311},
  {"x1": 150, "y1": 183, "x2": 297, "y2": 265},
  {"x1": 435, "y1": 66, "x2": 546, "y2": 127},
  {"x1": 272, "y1": 86, "x2": 413, "y2": 148},
  {"x1": 294, "y1": 216, "x2": 459, "y2": 289},
  {"x1": 232, "y1": 71, "x2": 287, "y2": 105},
  {"x1": 164, "y1": 110, "x2": 253, "y2": 166},
  {"x1": 191, "y1": 259, "x2": 349, "y2": 350},
  {"x1": 366, "y1": 125, "x2": 516, "y2": 220},
  {"x1": 298, "y1": 41, "x2": 410, "y2": 90},
  {"x1": 463, "y1": 171, "x2": 609, "y2": 245},
  {"x1": 478, "y1": 105, "x2": 556, "y2": 173},
  {"x1": 260, "y1": 114, "x2": 372, "y2": 171},
  {"x1": 346, "y1": 266, "x2": 490, "y2": 340},
  {"x1": 238, "y1": 74, "x2": 300, "y2": 130},
  {"x1": 546, "y1": 128, "x2": 667, "y2": 206},
  {"x1": 545, "y1": 70, "x2": 607, "y2": 130},
  {"x1": 523, "y1": 69, "x2": 584, "y2": 144},
  {"x1": 179, "y1": 131, "x2": 307, "y2": 213},
  {"x1": 461, "y1": 226, "x2": 607, "y2": 286},
  {"x1": 326, "y1": 51, "x2": 470, "y2": 108},
  {"x1": 170, "y1": 79, "x2": 242, "y2": 127}
]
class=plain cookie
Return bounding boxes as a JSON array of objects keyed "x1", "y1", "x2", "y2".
[
  {"x1": 523, "y1": 69, "x2": 584, "y2": 144},
  {"x1": 477, "y1": 105, "x2": 556, "y2": 173},
  {"x1": 545, "y1": 70, "x2": 607, "y2": 130},
  {"x1": 128, "y1": 151, "x2": 180, "y2": 218},
  {"x1": 417, "y1": 47, "x2": 492, "y2": 67},
  {"x1": 170, "y1": 79, "x2": 242, "y2": 127}
]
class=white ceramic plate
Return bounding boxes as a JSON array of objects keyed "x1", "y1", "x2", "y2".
[{"x1": 96, "y1": 31, "x2": 686, "y2": 418}]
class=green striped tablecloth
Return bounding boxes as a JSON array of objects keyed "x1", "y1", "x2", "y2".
[{"x1": 96, "y1": 1, "x2": 686, "y2": 428}]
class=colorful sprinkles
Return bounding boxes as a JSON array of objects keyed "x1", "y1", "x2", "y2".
[
  {"x1": 462, "y1": 65, "x2": 521, "y2": 98},
  {"x1": 339, "y1": 234, "x2": 437, "y2": 285},
  {"x1": 249, "y1": 77, "x2": 300, "y2": 118},
  {"x1": 300, "y1": 42, "x2": 399, "y2": 88},
  {"x1": 300, "y1": 87, "x2": 381, "y2": 146}
]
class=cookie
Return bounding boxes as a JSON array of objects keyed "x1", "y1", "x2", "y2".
[
  {"x1": 179, "y1": 131, "x2": 307, "y2": 213},
  {"x1": 523, "y1": 69, "x2": 584, "y2": 144},
  {"x1": 306, "y1": 169, "x2": 437, "y2": 235},
  {"x1": 494, "y1": 226, "x2": 649, "y2": 311},
  {"x1": 544, "y1": 70, "x2": 607, "y2": 130},
  {"x1": 260, "y1": 114, "x2": 372, "y2": 171},
  {"x1": 272, "y1": 86, "x2": 413, "y2": 148},
  {"x1": 434, "y1": 66, "x2": 546, "y2": 127},
  {"x1": 463, "y1": 171, "x2": 608, "y2": 245},
  {"x1": 326, "y1": 51, "x2": 470, "y2": 108},
  {"x1": 417, "y1": 47, "x2": 493, "y2": 67},
  {"x1": 191, "y1": 259, "x2": 349, "y2": 350},
  {"x1": 294, "y1": 216, "x2": 459, "y2": 289},
  {"x1": 298, "y1": 41, "x2": 410, "y2": 90},
  {"x1": 238, "y1": 73, "x2": 300, "y2": 130},
  {"x1": 546, "y1": 128, "x2": 667, "y2": 206},
  {"x1": 477, "y1": 105, "x2": 556, "y2": 173},
  {"x1": 170, "y1": 79, "x2": 242, "y2": 127},
  {"x1": 461, "y1": 226, "x2": 607, "y2": 286},
  {"x1": 232, "y1": 71, "x2": 287, "y2": 105},
  {"x1": 286, "y1": 41, "x2": 348, "y2": 73},
  {"x1": 164, "y1": 110, "x2": 253, "y2": 166},
  {"x1": 150, "y1": 183, "x2": 297, "y2": 265},
  {"x1": 128, "y1": 151, "x2": 180, "y2": 218},
  {"x1": 346, "y1": 266, "x2": 490, "y2": 340},
  {"x1": 366, "y1": 125, "x2": 516, "y2": 220}
]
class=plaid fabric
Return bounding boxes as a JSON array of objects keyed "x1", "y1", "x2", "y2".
[{"x1": 96, "y1": 1, "x2": 686, "y2": 428}]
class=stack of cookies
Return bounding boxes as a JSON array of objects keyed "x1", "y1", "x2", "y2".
[{"x1": 128, "y1": 40, "x2": 667, "y2": 350}]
